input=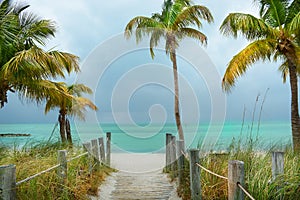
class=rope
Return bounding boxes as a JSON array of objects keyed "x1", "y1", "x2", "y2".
[
  {"x1": 16, "y1": 164, "x2": 60, "y2": 186},
  {"x1": 181, "y1": 150, "x2": 189, "y2": 159},
  {"x1": 67, "y1": 152, "x2": 88, "y2": 162},
  {"x1": 17, "y1": 152, "x2": 89, "y2": 186},
  {"x1": 237, "y1": 183, "x2": 256, "y2": 200},
  {"x1": 196, "y1": 163, "x2": 228, "y2": 180}
]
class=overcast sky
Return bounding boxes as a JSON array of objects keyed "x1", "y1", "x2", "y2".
[{"x1": 0, "y1": 0, "x2": 293, "y2": 124}]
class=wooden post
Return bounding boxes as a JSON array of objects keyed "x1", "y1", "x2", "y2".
[
  {"x1": 165, "y1": 133, "x2": 172, "y2": 171},
  {"x1": 106, "y1": 132, "x2": 111, "y2": 167},
  {"x1": 83, "y1": 142, "x2": 93, "y2": 173},
  {"x1": 228, "y1": 160, "x2": 244, "y2": 200},
  {"x1": 189, "y1": 149, "x2": 201, "y2": 200},
  {"x1": 0, "y1": 164, "x2": 16, "y2": 200},
  {"x1": 177, "y1": 140, "x2": 185, "y2": 186},
  {"x1": 170, "y1": 135, "x2": 177, "y2": 173},
  {"x1": 91, "y1": 139, "x2": 100, "y2": 167},
  {"x1": 98, "y1": 137, "x2": 105, "y2": 163},
  {"x1": 272, "y1": 151, "x2": 284, "y2": 199},
  {"x1": 57, "y1": 150, "x2": 68, "y2": 188},
  {"x1": 272, "y1": 151, "x2": 284, "y2": 180}
]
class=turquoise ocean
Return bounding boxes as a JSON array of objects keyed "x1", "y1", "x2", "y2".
[{"x1": 0, "y1": 121, "x2": 292, "y2": 153}]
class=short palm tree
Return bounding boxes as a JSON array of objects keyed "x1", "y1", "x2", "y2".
[
  {"x1": 0, "y1": 0, "x2": 79, "y2": 108},
  {"x1": 220, "y1": 0, "x2": 300, "y2": 151},
  {"x1": 45, "y1": 83, "x2": 98, "y2": 144},
  {"x1": 125, "y1": 0, "x2": 213, "y2": 144}
]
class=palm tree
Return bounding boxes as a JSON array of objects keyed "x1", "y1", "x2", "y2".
[
  {"x1": 45, "y1": 83, "x2": 98, "y2": 144},
  {"x1": 125, "y1": 0, "x2": 213, "y2": 144},
  {"x1": 0, "y1": 0, "x2": 79, "y2": 108},
  {"x1": 220, "y1": 0, "x2": 300, "y2": 151}
]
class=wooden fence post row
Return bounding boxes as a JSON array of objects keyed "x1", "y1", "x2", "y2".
[
  {"x1": 165, "y1": 136, "x2": 287, "y2": 200},
  {"x1": 0, "y1": 136, "x2": 110, "y2": 200}
]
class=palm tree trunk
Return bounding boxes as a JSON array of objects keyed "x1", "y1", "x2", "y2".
[
  {"x1": 58, "y1": 111, "x2": 67, "y2": 143},
  {"x1": 170, "y1": 44, "x2": 185, "y2": 144},
  {"x1": 66, "y1": 118, "x2": 72, "y2": 145},
  {"x1": 288, "y1": 63, "x2": 300, "y2": 152},
  {"x1": 0, "y1": 80, "x2": 9, "y2": 108}
]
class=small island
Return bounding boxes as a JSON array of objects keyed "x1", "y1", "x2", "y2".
[{"x1": 0, "y1": 133, "x2": 31, "y2": 137}]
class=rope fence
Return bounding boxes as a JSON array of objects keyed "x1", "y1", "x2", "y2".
[
  {"x1": 67, "y1": 152, "x2": 89, "y2": 163},
  {"x1": 165, "y1": 133, "x2": 267, "y2": 200},
  {"x1": 16, "y1": 164, "x2": 60, "y2": 186},
  {"x1": 195, "y1": 163, "x2": 228, "y2": 180},
  {"x1": 16, "y1": 151, "x2": 90, "y2": 187},
  {"x1": 238, "y1": 183, "x2": 256, "y2": 200},
  {"x1": 0, "y1": 133, "x2": 112, "y2": 200}
]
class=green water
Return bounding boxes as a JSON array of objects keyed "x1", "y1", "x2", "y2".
[{"x1": 0, "y1": 121, "x2": 292, "y2": 152}]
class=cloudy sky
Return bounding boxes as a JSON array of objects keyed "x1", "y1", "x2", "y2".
[{"x1": 0, "y1": 0, "x2": 293, "y2": 124}]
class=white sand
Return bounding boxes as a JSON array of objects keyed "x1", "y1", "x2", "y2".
[
  {"x1": 109, "y1": 153, "x2": 166, "y2": 173},
  {"x1": 94, "y1": 153, "x2": 181, "y2": 200}
]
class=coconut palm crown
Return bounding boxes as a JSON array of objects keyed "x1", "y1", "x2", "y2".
[
  {"x1": 125, "y1": 0, "x2": 213, "y2": 143},
  {"x1": 0, "y1": 0, "x2": 79, "y2": 108},
  {"x1": 45, "y1": 83, "x2": 98, "y2": 144},
  {"x1": 220, "y1": 0, "x2": 300, "y2": 151}
]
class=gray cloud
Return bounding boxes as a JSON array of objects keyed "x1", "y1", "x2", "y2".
[{"x1": 0, "y1": 0, "x2": 293, "y2": 124}]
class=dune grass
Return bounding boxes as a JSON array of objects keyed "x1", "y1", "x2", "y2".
[
  {"x1": 172, "y1": 138, "x2": 300, "y2": 200},
  {"x1": 0, "y1": 141, "x2": 114, "y2": 200}
]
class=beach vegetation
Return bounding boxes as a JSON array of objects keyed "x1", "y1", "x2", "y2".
[
  {"x1": 172, "y1": 139, "x2": 300, "y2": 200},
  {"x1": 220, "y1": 0, "x2": 300, "y2": 152},
  {"x1": 0, "y1": 142, "x2": 113, "y2": 199},
  {"x1": 0, "y1": 0, "x2": 79, "y2": 108},
  {"x1": 45, "y1": 83, "x2": 98, "y2": 144}
]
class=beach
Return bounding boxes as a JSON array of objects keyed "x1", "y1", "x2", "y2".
[{"x1": 110, "y1": 153, "x2": 166, "y2": 173}]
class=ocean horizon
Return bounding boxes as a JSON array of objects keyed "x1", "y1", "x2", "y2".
[{"x1": 0, "y1": 121, "x2": 292, "y2": 153}]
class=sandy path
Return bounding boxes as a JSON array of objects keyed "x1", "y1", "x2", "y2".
[{"x1": 95, "y1": 153, "x2": 181, "y2": 200}]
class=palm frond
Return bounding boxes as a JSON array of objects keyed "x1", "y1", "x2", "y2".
[
  {"x1": 19, "y1": 11, "x2": 56, "y2": 47},
  {"x1": 15, "y1": 80, "x2": 69, "y2": 105},
  {"x1": 44, "y1": 83, "x2": 97, "y2": 122},
  {"x1": 222, "y1": 39, "x2": 276, "y2": 91},
  {"x1": 167, "y1": 1, "x2": 183, "y2": 27},
  {"x1": 286, "y1": 0, "x2": 300, "y2": 24},
  {"x1": 48, "y1": 50, "x2": 80, "y2": 74},
  {"x1": 173, "y1": 5, "x2": 213, "y2": 30},
  {"x1": 149, "y1": 29, "x2": 165, "y2": 59},
  {"x1": 69, "y1": 97, "x2": 98, "y2": 121},
  {"x1": 68, "y1": 83, "x2": 93, "y2": 96},
  {"x1": 220, "y1": 13, "x2": 271, "y2": 40},
  {"x1": 124, "y1": 16, "x2": 164, "y2": 40},
  {"x1": 178, "y1": 27, "x2": 207, "y2": 45},
  {"x1": 288, "y1": 12, "x2": 300, "y2": 41},
  {"x1": 2, "y1": 46, "x2": 79, "y2": 80},
  {"x1": 278, "y1": 60, "x2": 289, "y2": 83},
  {"x1": 258, "y1": 0, "x2": 289, "y2": 27}
]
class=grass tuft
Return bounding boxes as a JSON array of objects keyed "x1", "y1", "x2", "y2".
[{"x1": 0, "y1": 142, "x2": 114, "y2": 200}]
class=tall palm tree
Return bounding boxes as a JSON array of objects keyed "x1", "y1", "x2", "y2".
[
  {"x1": 220, "y1": 0, "x2": 300, "y2": 151},
  {"x1": 125, "y1": 0, "x2": 213, "y2": 144},
  {"x1": 45, "y1": 83, "x2": 98, "y2": 144},
  {"x1": 0, "y1": 0, "x2": 79, "y2": 108}
]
